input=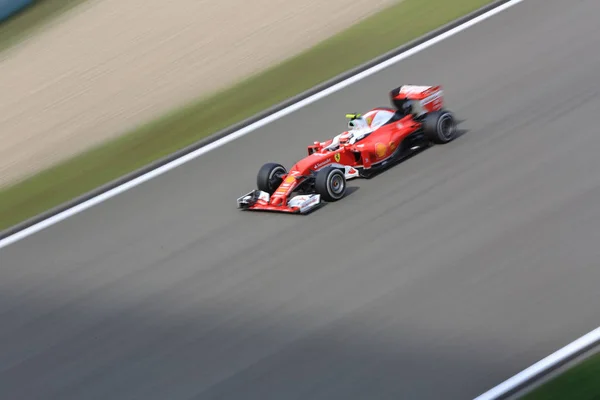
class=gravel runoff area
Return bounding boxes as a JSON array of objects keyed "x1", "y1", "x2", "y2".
[{"x1": 0, "y1": 0, "x2": 399, "y2": 188}]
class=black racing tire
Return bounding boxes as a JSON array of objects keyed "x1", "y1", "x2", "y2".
[
  {"x1": 257, "y1": 162, "x2": 287, "y2": 194},
  {"x1": 315, "y1": 166, "x2": 347, "y2": 202},
  {"x1": 423, "y1": 110, "x2": 457, "y2": 144}
]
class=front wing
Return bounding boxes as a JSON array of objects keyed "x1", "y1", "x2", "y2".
[{"x1": 237, "y1": 190, "x2": 321, "y2": 214}]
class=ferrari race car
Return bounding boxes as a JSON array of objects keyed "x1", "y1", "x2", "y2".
[{"x1": 237, "y1": 84, "x2": 458, "y2": 214}]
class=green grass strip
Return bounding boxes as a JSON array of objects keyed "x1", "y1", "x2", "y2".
[
  {"x1": 0, "y1": 0, "x2": 89, "y2": 53},
  {"x1": 0, "y1": 0, "x2": 494, "y2": 231},
  {"x1": 520, "y1": 352, "x2": 600, "y2": 400}
]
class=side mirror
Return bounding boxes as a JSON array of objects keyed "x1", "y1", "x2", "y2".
[{"x1": 308, "y1": 142, "x2": 321, "y2": 155}]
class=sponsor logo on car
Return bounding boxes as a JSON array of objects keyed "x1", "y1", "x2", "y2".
[
  {"x1": 422, "y1": 91, "x2": 443, "y2": 105},
  {"x1": 313, "y1": 159, "x2": 331, "y2": 169},
  {"x1": 400, "y1": 85, "x2": 432, "y2": 95},
  {"x1": 299, "y1": 196, "x2": 319, "y2": 213},
  {"x1": 375, "y1": 143, "x2": 387, "y2": 158},
  {"x1": 334, "y1": 153, "x2": 341, "y2": 162}
]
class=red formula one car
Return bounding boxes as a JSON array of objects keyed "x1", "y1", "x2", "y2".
[{"x1": 237, "y1": 84, "x2": 458, "y2": 214}]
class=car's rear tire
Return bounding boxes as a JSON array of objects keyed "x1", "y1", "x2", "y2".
[
  {"x1": 315, "y1": 166, "x2": 347, "y2": 202},
  {"x1": 257, "y1": 162, "x2": 286, "y2": 194},
  {"x1": 423, "y1": 110, "x2": 457, "y2": 144}
]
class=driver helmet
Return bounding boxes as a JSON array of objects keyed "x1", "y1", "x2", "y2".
[{"x1": 339, "y1": 130, "x2": 354, "y2": 145}]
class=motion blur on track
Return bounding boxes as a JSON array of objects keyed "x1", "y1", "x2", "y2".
[{"x1": 3, "y1": 1, "x2": 600, "y2": 400}]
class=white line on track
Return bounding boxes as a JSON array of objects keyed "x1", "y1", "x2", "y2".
[
  {"x1": 0, "y1": 0, "x2": 524, "y2": 250},
  {"x1": 474, "y1": 326, "x2": 600, "y2": 399},
  {"x1": 6, "y1": 1, "x2": 600, "y2": 399}
]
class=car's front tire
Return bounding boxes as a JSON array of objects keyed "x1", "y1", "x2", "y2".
[
  {"x1": 315, "y1": 166, "x2": 347, "y2": 202},
  {"x1": 257, "y1": 162, "x2": 286, "y2": 194},
  {"x1": 423, "y1": 110, "x2": 457, "y2": 144}
]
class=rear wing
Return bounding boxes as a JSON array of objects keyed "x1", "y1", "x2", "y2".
[{"x1": 390, "y1": 84, "x2": 444, "y2": 114}]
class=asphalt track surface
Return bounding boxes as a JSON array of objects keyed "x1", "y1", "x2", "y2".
[{"x1": 2, "y1": 0, "x2": 600, "y2": 398}]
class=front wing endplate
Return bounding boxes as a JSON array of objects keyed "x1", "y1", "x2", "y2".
[{"x1": 237, "y1": 190, "x2": 321, "y2": 214}]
